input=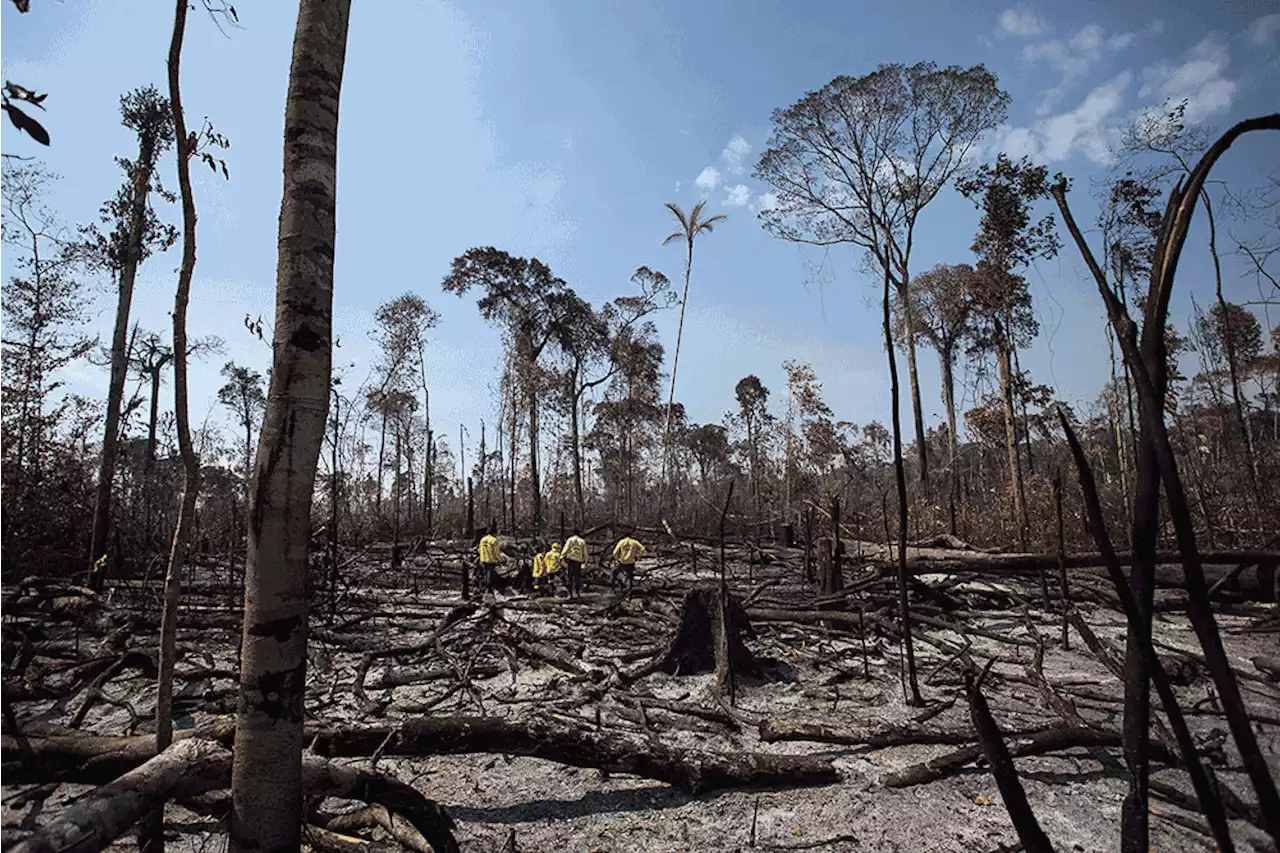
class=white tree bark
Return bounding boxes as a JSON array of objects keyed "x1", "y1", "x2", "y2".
[{"x1": 229, "y1": 1, "x2": 351, "y2": 851}]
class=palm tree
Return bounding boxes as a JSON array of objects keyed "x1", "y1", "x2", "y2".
[{"x1": 660, "y1": 201, "x2": 726, "y2": 490}]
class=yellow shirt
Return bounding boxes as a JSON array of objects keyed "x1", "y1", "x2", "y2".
[
  {"x1": 563, "y1": 535, "x2": 587, "y2": 563},
  {"x1": 532, "y1": 552, "x2": 547, "y2": 578},
  {"x1": 546, "y1": 548, "x2": 564, "y2": 573},
  {"x1": 613, "y1": 537, "x2": 645, "y2": 565},
  {"x1": 478, "y1": 535, "x2": 500, "y2": 564}
]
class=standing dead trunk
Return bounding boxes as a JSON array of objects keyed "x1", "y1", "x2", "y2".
[
  {"x1": 900, "y1": 303, "x2": 929, "y2": 490},
  {"x1": 425, "y1": 430, "x2": 434, "y2": 535},
  {"x1": 1121, "y1": 420, "x2": 1160, "y2": 853},
  {"x1": 229, "y1": 2, "x2": 350, "y2": 850},
  {"x1": 143, "y1": 355, "x2": 170, "y2": 546},
  {"x1": 940, "y1": 349, "x2": 959, "y2": 535},
  {"x1": 827, "y1": 497, "x2": 842, "y2": 594},
  {"x1": 375, "y1": 404, "x2": 387, "y2": 518},
  {"x1": 496, "y1": 417, "x2": 506, "y2": 532},
  {"x1": 329, "y1": 388, "x2": 340, "y2": 618},
  {"x1": 570, "y1": 384, "x2": 584, "y2": 525},
  {"x1": 1205, "y1": 194, "x2": 1262, "y2": 503},
  {"x1": 528, "y1": 377, "x2": 542, "y2": 533},
  {"x1": 89, "y1": 131, "x2": 162, "y2": 589},
  {"x1": 392, "y1": 425, "x2": 402, "y2": 571},
  {"x1": 145, "y1": 6, "x2": 202, "y2": 851},
  {"x1": 1052, "y1": 474, "x2": 1069, "y2": 647},
  {"x1": 883, "y1": 264, "x2": 922, "y2": 706},
  {"x1": 995, "y1": 320, "x2": 1028, "y2": 551}
]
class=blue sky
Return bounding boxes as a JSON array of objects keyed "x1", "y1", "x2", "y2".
[{"x1": 3, "y1": 0, "x2": 1278, "y2": 465}]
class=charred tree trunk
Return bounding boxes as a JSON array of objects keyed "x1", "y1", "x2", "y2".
[
  {"x1": 995, "y1": 320, "x2": 1029, "y2": 552},
  {"x1": 827, "y1": 498, "x2": 842, "y2": 595},
  {"x1": 883, "y1": 264, "x2": 923, "y2": 706},
  {"x1": 641, "y1": 586, "x2": 760, "y2": 698},
  {"x1": 90, "y1": 125, "x2": 162, "y2": 590}
]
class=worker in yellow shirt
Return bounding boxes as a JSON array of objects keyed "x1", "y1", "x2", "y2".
[
  {"x1": 477, "y1": 528, "x2": 502, "y2": 592},
  {"x1": 563, "y1": 530, "x2": 588, "y2": 599},
  {"x1": 531, "y1": 544, "x2": 549, "y2": 595},
  {"x1": 611, "y1": 530, "x2": 645, "y2": 593},
  {"x1": 546, "y1": 542, "x2": 565, "y2": 594}
]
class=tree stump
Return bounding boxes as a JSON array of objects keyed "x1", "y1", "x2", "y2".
[{"x1": 646, "y1": 586, "x2": 761, "y2": 696}]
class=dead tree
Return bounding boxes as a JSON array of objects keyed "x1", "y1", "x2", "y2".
[
  {"x1": 1052, "y1": 112, "x2": 1280, "y2": 848},
  {"x1": 632, "y1": 586, "x2": 761, "y2": 702}
]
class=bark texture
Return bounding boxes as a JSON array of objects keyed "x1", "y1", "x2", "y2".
[
  {"x1": 89, "y1": 135, "x2": 160, "y2": 586},
  {"x1": 228, "y1": 2, "x2": 351, "y2": 851},
  {"x1": 11, "y1": 739, "x2": 229, "y2": 853}
]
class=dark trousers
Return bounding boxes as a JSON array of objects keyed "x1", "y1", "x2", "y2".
[
  {"x1": 613, "y1": 563, "x2": 634, "y2": 591},
  {"x1": 566, "y1": 559, "x2": 583, "y2": 597},
  {"x1": 479, "y1": 562, "x2": 497, "y2": 591}
]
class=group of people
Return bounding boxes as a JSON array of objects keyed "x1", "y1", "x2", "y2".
[{"x1": 474, "y1": 527, "x2": 646, "y2": 599}]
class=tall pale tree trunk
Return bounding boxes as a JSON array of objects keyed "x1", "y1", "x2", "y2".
[
  {"x1": 229, "y1": 2, "x2": 350, "y2": 851},
  {"x1": 89, "y1": 136, "x2": 159, "y2": 588},
  {"x1": 145, "y1": 4, "x2": 201, "y2": 850},
  {"x1": 994, "y1": 319, "x2": 1028, "y2": 551},
  {"x1": 1204, "y1": 195, "x2": 1262, "y2": 503},
  {"x1": 940, "y1": 349, "x2": 959, "y2": 535},
  {"x1": 144, "y1": 359, "x2": 168, "y2": 544},
  {"x1": 375, "y1": 404, "x2": 387, "y2": 516},
  {"x1": 900, "y1": 304, "x2": 929, "y2": 489},
  {"x1": 661, "y1": 241, "x2": 695, "y2": 500},
  {"x1": 570, "y1": 381, "x2": 584, "y2": 524},
  {"x1": 427, "y1": 379, "x2": 437, "y2": 525},
  {"x1": 518, "y1": 327, "x2": 543, "y2": 531},
  {"x1": 528, "y1": 382, "x2": 542, "y2": 531}
]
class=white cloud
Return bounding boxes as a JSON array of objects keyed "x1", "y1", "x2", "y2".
[
  {"x1": 1138, "y1": 35, "x2": 1237, "y2": 124},
  {"x1": 1022, "y1": 22, "x2": 1149, "y2": 115},
  {"x1": 993, "y1": 71, "x2": 1131, "y2": 166},
  {"x1": 723, "y1": 184, "x2": 750, "y2": 207},
  {"x1": 757, "y1": 192, "x2": 779, "y2": 212},
  {"x1": 1040, "y1": 71, "x2": 1130, "y2": 164},
  {"x1": 675, "y1": 180, "x2": 682, "y2": 192},
  {"x1": 996, "y1": 6, "x2": 1047, "y2": 38},
  {"x1": 721, "y1": 135, "x2": 751, "y2": 174},
  {"x1": 1000, "y1": 126, "x2": 1040, "y2": 160},
  {"x1": 1249, "y1": 13, "x2": 1280, "y2": 46},
  {"x1": 562, "y1": 137, "x2": 573, "y2": 149},
  {"x1": 695, "y1": 166, "x2": 721, "y2": 192}
]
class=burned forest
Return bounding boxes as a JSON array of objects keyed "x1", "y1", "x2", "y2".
[{"x1": 3, "y1": 3, "x2": 1280, "y2": 853}]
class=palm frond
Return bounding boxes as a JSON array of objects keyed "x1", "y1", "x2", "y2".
[
  {"x1": 662, "y1": 231, "x2": 684, "y2": 246},
  {"x1": 695, "y1": 213, "x2": 728, "y2": 235},
  {"x1": 665, "y1": 201, "x2": 691, "y2": 235}
]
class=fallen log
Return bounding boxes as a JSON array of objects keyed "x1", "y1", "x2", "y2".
[
  {"x1": 304, "y1": 825, "x2": 399, "y2": 853},
  {"x1": 304, "y1": 715, "x2": 837, "y2": 794},
  {"x1": 881, "y1": 725, "x2": 1178, "y2": 788},
  {"x1": 7, "y1": 735, "x2": 459, "y2": 853},
  {"x1": 757, "y1": 717, "x2": 1058, "y2": 748},
  {"x1": 746, "y1": 607, "x2": 873, "y2": 630},
  {"x1": 368, "y1": 663, "x2": 503, "y2": 690},
  {"x1": 3, "y1": 715, "x2": 838, "y2": 796},
  {"x1": 10, "y1": 738, "x2": 228, "y2": 853},
  {"x1": 964, "y1": 666, "x2": 1054, "y2": 853}
]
